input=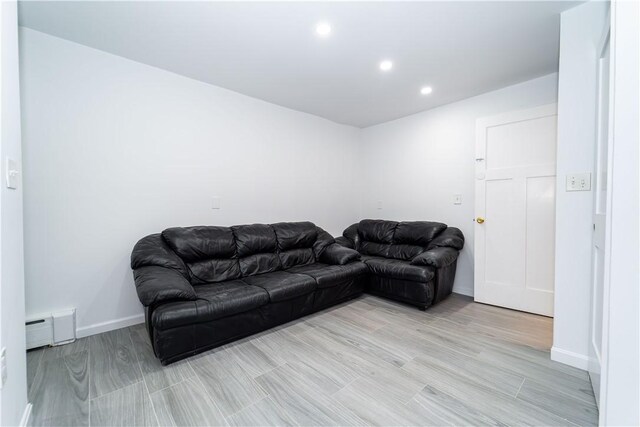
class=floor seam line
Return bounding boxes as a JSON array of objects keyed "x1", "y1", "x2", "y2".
[
  {"x1": 127, "y1": 327, "x2": 161, "y2": 427},
  {"x1": 514, "y1": 378, "x2": 526, "y2": 398}
]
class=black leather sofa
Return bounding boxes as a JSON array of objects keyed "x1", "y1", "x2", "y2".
[
  {"x1": 131, "y1": 221, "x2": 366, "y2": 364},
  {"x1": 336, "y1": 219, "x2": 464, "y2": 310}
]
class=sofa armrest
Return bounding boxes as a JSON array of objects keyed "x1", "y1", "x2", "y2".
[
  {"x1": 411, "y1": 247, "x2": 459, "y2": 268},
  {"x1": 133, "y1": 266, "x2": 197, "y2": 307},
  {"x1": 428, "y1": 227, "x2": 465, "y2": 250},
  {"x1": 335, "y1": 236, "x2": 354, "y2": 249},
  {"x1": 320, "y1": 243, "x2": 361, "y2": 265}
]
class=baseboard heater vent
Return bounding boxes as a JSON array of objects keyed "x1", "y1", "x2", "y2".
[{"x1": 26, "y1": 309, "x2": 76, "y2": 350}]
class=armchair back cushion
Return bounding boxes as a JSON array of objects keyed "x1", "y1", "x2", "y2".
[{"x1": 356, "y1": 219, "x2": 448, "y2": 261}]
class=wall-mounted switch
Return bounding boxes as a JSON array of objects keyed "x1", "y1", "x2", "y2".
[
  {"x1": 376, "y1": 201, "x2": 382, "y2": 210},
  {"x1": 6, "y1": 158, "x2": 18, "y2": 189},
  {"x1": 566, "y1": 173, "x2": 592, "y2": 191},
  {"x1": 211, "y1": 197, "x2": 221, "y2": 210},
  {"x1": 453, "y1": 194, "x2": 462, "y2": 205}
]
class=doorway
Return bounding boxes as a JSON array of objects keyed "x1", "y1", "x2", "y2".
[{"x1": 474, "y1": 104, "x2": 558, "y2": 316}]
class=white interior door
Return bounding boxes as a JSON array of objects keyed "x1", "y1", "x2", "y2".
[
  {"x1": 474, "y1": 104, "x2": 557, "y2": 316},
  {"x1": 589, "y1": 25, "x2": 611, "y2": 407}
]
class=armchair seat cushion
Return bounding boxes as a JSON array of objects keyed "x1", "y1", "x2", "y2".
[
  {"x1": 362, "y1": 256, "x2": 435, "y2": 283},
  {"x1": 287, "y1": 262, "x2": 368, "y2": 288},
  {"x1": 241, "y1": 271, "x2": 316, "y2": 302},
  {"x1": 152, "y1": 280, "x2": 269, "y2": 330}
]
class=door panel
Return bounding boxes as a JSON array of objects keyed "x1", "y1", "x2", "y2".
[
  {"x1": 475, "y1": 104, "x2": 557, "y2": 316},
  {"x1": 485, "y1": 178, "x2": 521, "y2": 287},
  {"x1": 486, "y1": 116, "x2": 557, "y2": 169},
  {"x1": 525, "y1": 175, "x2": 556, "y2": 293}
]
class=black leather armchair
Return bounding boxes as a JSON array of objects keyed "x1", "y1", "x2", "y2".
[{"x1": 337, "y1": 219, "x2": 464, "y2": 309}]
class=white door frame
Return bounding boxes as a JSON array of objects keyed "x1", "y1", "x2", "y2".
[
  {"x1": 597, "y1": 1, "x2": 639, "y2": 424},
  {"x1": 474, "y1": 103, "x2": 557, "y2": 316},
  {"x1": 588, "y1": 14, "x2": 612, "y2": 407}
]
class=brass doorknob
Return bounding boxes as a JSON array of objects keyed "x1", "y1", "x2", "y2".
[{"x1": 476, "y1": 217, "x2": 485, "y2": 224}]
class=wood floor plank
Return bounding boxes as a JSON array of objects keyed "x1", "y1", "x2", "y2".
[
  {"x1": 42, "y1": 338, "x2": 90, "y2": 362},
  {"x1": 89, "y1": 328, "x2": 142, "y2": 398},
  {"x1": 150, "y1": 377, "x2": 227, "y2": 426},
  {"x1": 516, "y1": 378, "x2": 598, "y2": 426},
  {"x1": 306, "y1": 313, "x2": 413, "y2": 367},
  {"x1": 406, "y1": 384, "x2": 506, "y2": 426},
  {"x1": 332, "y1": 376, "x2": 429, "y2": 426},
  {"x1": 26, "y1": 348, "x2": 44, "y2": 393},
  {"x1": 296, "y1": 324, "x2": 397, "y2": 376},
  {"x1": 28, "y1": 350, "x2": 89, "y2": 427},
  {"x1": 225, "y1": 339, "x2": 283, "y2": 378},
  {"x1": 255, "y1": 364, "x2": 365, "y2": 426},
  {"x1": 189, "y1": 346, "x2": 267, "y2": 417},
  {"x1": 90, "y1": 381, "x2": 157, "y2": 426},
  {"x1": 402, "y1": 356, "x2": 574, "y2": 426},
  {"x1": 476, "y1": 345, "x2": 596, "y2": 404},
  {"x1": 431, "y1": 317, "x2": 590, "y2": 381},
  {"x1": 407, "y1": 339, "x2": 525, "y2": 397},
  {"x1": 128, "y1": 324, "x2": 195, "y2": 394},
  {"x1": 226, "y1": 396, "x2": 296, "y2": 427}
]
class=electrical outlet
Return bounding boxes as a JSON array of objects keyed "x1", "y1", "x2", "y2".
[{"x1": 566, "y1": 173, "x2": 592, "y2": 191}]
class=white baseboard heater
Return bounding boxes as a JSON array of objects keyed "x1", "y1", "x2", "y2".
[{"x1": 26, "y1": 309, "x2": 76, "y2": 350}]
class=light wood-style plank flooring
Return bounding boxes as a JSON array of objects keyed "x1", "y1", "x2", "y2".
[{"x1": 26, "y1": 294, "x2": 598, "y2": 426}]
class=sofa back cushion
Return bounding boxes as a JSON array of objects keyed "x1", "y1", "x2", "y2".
[
  {"x1": 232, "y1": 224, "x2": 282, "y2": 276},
  {"x1": 272, "y1": 222, "x2": 317, "y2": 269},
  {"x1": 357, "y1": 219, "x2": 448, "y2": 261},
  {"x1": 162, "y1": 226, "x2": 241, "y2": 284}
]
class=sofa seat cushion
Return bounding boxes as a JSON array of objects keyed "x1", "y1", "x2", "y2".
[
  {"x1": 362, "y1": 256, "x2": 435, "y2": 283},
  {"x1": 287, "y1": 262, "x2": 368, "y2": 288},
  {"x1": 241, "y1": 271, "x2": 316, "y2": 302},
  {"x1": 151, "y1": 280, "x2": 269, "y2": 330}
]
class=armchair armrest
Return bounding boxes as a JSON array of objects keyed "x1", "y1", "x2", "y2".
[
  {"x1": 320, "y1": 243, "x2": 361, "y2": 265},
  {"x1": 335, "y1": 236, "x2": 354, "y2": 249},
  {"x1": 411, "y1": 247, "x2": 459, "y2": 268},
  {"x1": 133, "y1": 266, "x2": 197, "y2": 307}
]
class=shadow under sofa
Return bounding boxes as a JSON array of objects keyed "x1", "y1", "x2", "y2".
[{"x1": 131, "y1": 220, "x2": 464, "y2": 365}]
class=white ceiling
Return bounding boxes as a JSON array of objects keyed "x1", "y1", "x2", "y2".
[{"x1": 18, "y1": 1, "x2": 578, "y2": 128}]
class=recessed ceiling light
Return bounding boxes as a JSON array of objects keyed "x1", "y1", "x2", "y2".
[
  {"x1": 420, "y1": 86, "x2": 433, "y2": 95},
  {"x1": 379, "y1": 60, "x2": 393, "y2": 72},
  {"x1": 315, "y1": 22, "x2": 331, "y2": 37}
]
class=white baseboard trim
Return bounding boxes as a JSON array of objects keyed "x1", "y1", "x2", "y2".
[
  {"x1": 550, "y1": 346, "x2": 590, "y2": 370},
  {"x1": 76, "y1": 313, "x2": 145, "y2": 338},
  {"x1": 20, "y1": 403, "x2": 32, "y2": 427}
]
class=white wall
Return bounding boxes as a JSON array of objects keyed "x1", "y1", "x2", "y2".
[
  {"x1": 551, "y1": 1, "x2": 609, "y2": 370},
  {"x1": 0, "y1": 2, "x2": 28, "y2": 425},
  {"x1": 600, "y1": 0, "x2": 639, "y2": 424},
  {"x1": 19, "y1": 28, "x2": 361, "y2": 336},
  {"x1": 359, "y1": 74, "x2": 558, "y2": 296}
]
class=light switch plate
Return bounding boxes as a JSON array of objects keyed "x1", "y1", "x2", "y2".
[
  {"x1": 453, "y1": 194, "x2": 462, "y2": 205},
  {"x1": 376, "y1": 201, "x2": 382, "y2": 210},
  {"x1": 6, "y1": 158, "x2": 18, "y2": 189},
  {"x1": 566, "y1": 173, "x2": 592, "y2": 191}
]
